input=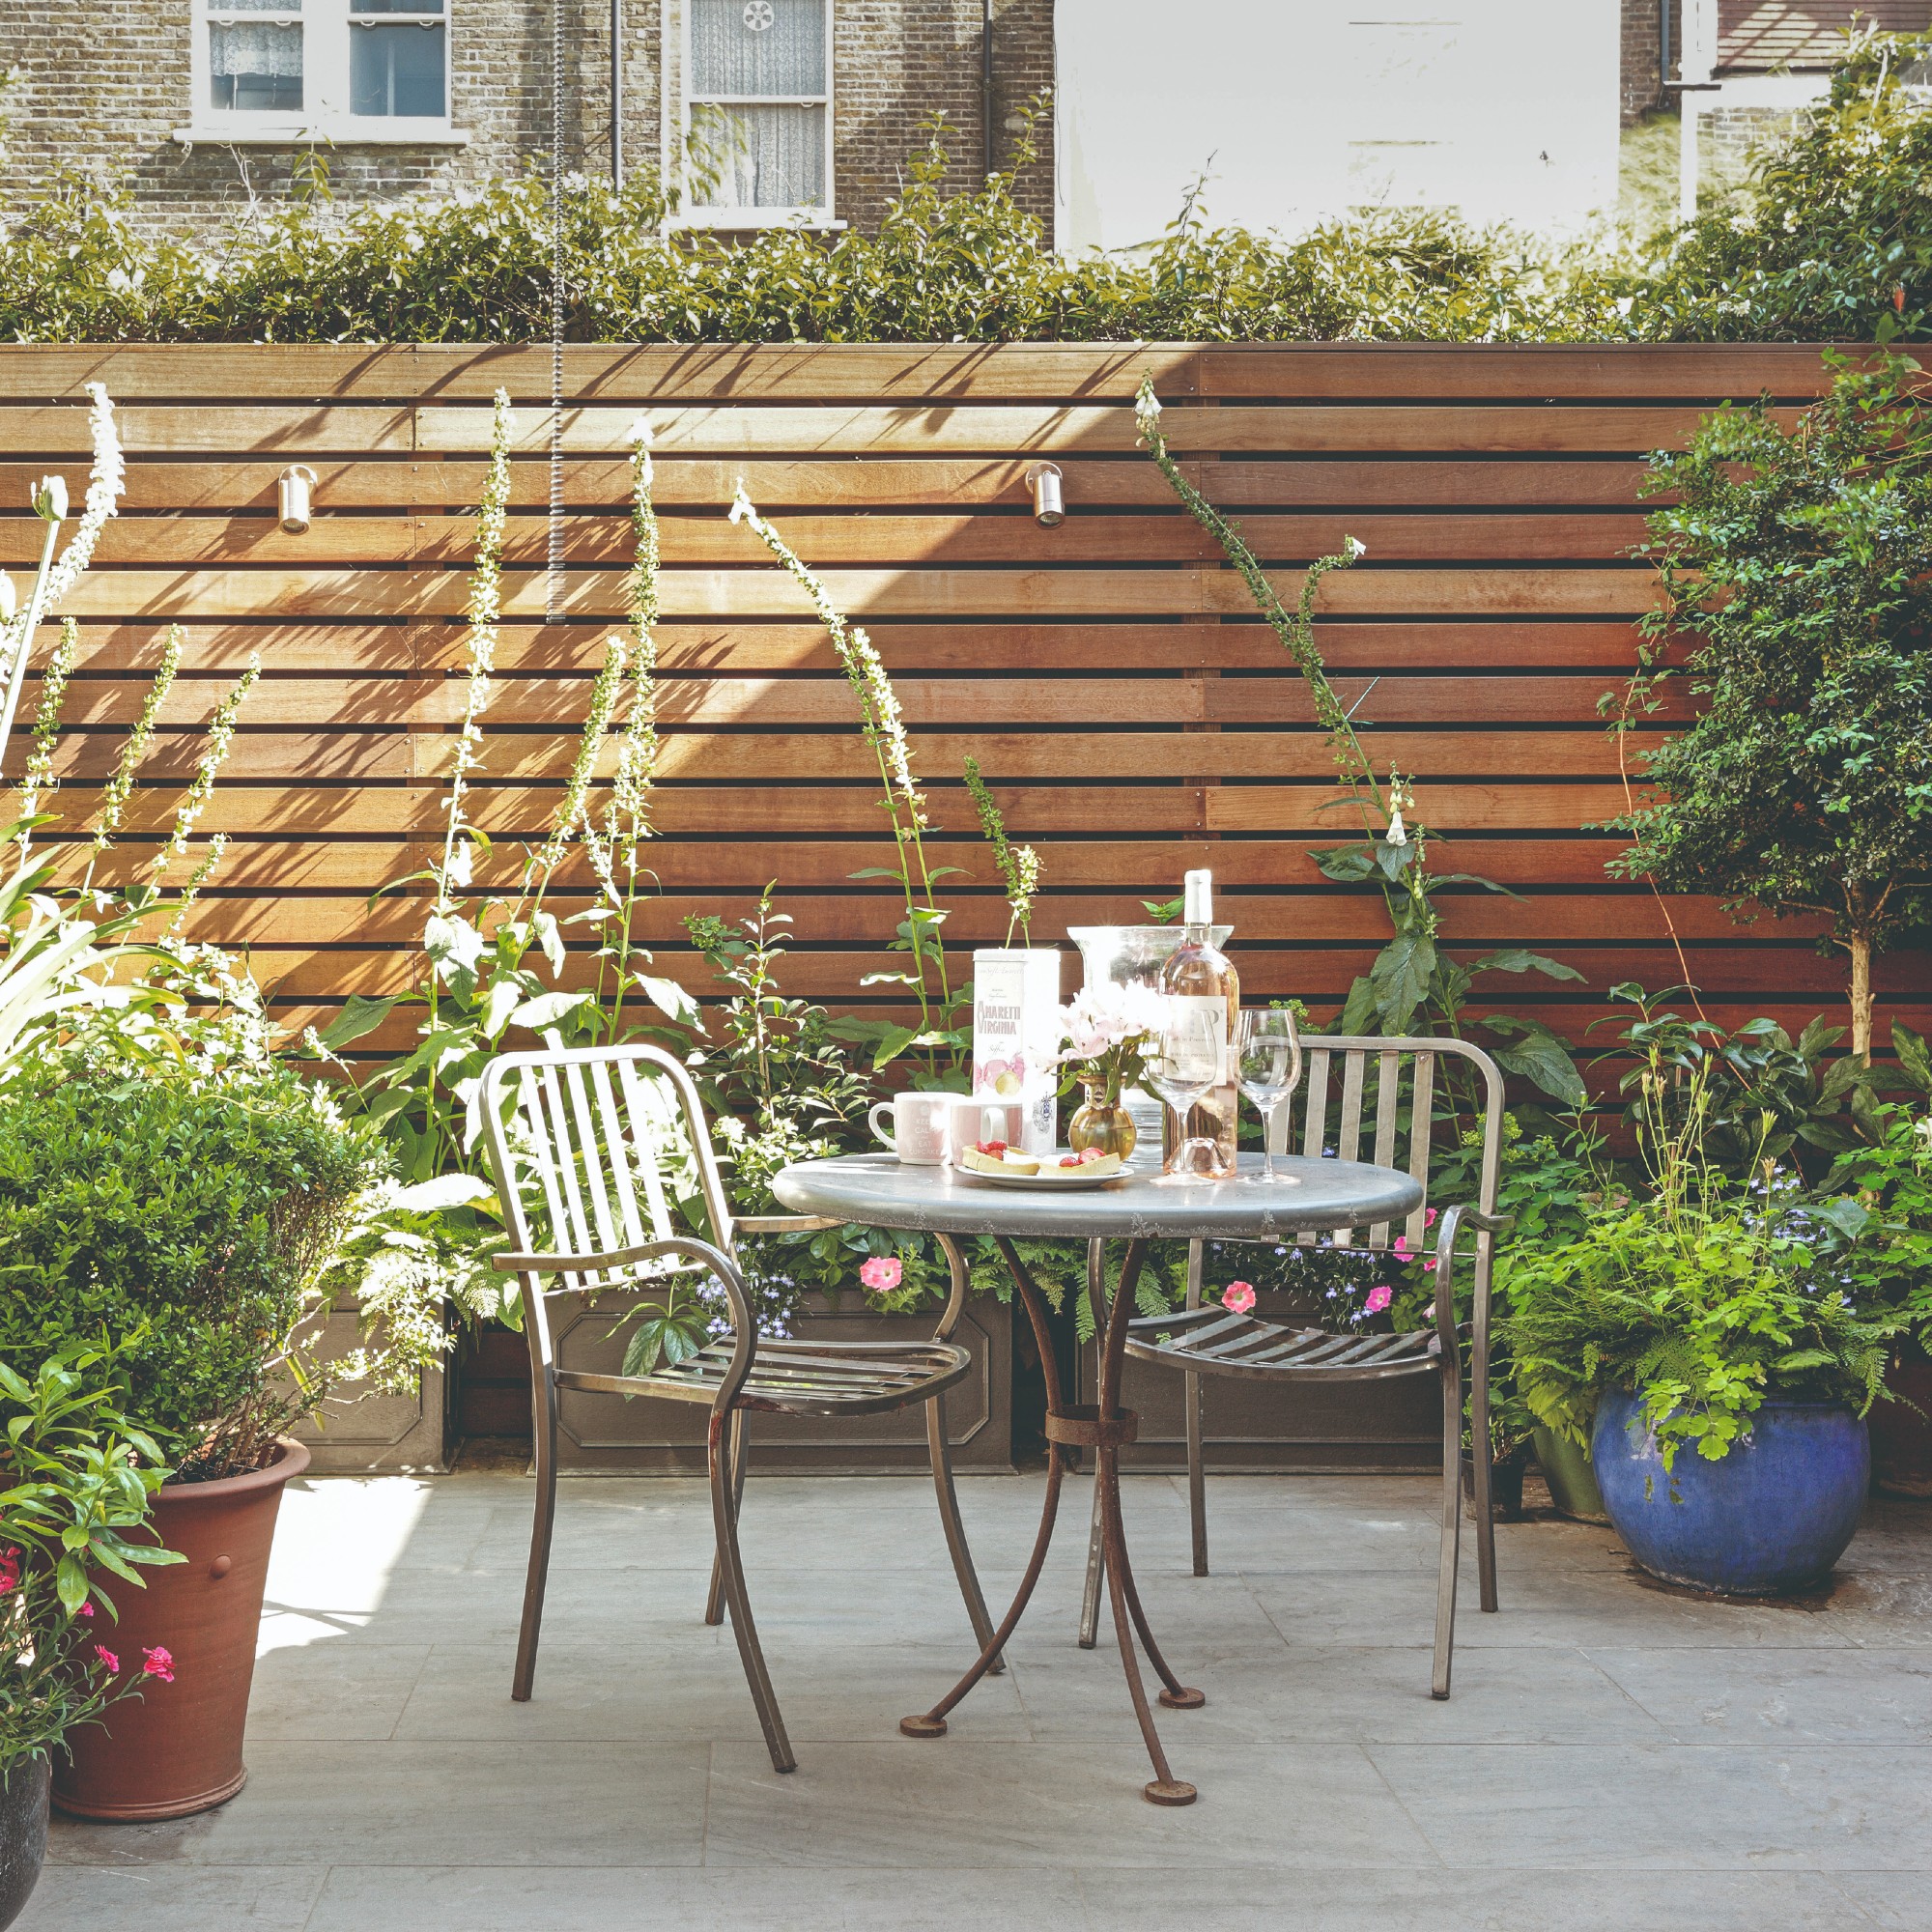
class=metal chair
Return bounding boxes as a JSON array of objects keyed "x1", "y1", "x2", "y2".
[
  {"x1": 480, "y1": 1042, "x2": 1003, "y2": 1774},
  {"x1": 1079, "y1": 1035, "x2": 1511, "y2": 1698}
]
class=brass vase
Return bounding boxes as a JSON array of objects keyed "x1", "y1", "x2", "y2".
[{"x1": 1067, "y1": 1071, "x2": 1137, "y2": 1159}]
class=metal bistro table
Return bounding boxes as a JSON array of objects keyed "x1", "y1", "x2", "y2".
[{"x1": 773, "y1": 1149, "x2": 1425, "y2": 1806}]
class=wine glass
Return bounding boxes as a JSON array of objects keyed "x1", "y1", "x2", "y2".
[
  {"x1": 1145, "y1": 1003, "x2": 1221, "y2": 1179},
  {"x1": 1236, "y1": 1008, "x2": 1303, "y2": 1183}
]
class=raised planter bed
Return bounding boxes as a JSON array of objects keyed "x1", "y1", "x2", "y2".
[{"x1": 291, "y1": 1300, "x2": 451, "y2": 1475}]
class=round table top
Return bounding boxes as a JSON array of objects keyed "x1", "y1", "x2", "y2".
[{"x1": 771, "y1": 1151, "x2": 1423, "y2": 1242}]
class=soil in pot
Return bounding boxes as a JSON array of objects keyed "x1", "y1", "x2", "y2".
[
  {"x1": 1869, "y1": 1341, "x2": 1932, "y2": 1499},
  {"x1": 53, "y1": 1438, "x2": 310, "y2": 1823},
  {"x1": 1532, "y1": 1424, "x2": 1609, "y2": 1524},
  {"x1": 0, "y1": 1758, "x2": 48, "y2": 1932},
  {"x1": 1591, "y1": 1393, "x2": 1868, "y2": 1597}
]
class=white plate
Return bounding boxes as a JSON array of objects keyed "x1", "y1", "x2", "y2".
[{"x1": 953, "y1": 1160, "x2": 1128, "y2": 1190}]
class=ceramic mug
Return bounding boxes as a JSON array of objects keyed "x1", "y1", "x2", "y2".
[
  {"x1": 944, "y1": 1095, "x2": 1027, "y2": 1161},
  {"x1": 867, "y1": 1093, "x2": 952, "y2": 1165}
]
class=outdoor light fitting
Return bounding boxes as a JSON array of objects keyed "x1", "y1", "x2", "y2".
[
  {"x1": 1026, "y1": 461, "x2": 1065, "y2": 527},
  {"x1": 277, "y1": 464, "x2": 318, "y2": 535}
]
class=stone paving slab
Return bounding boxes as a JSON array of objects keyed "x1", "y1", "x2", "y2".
[{"x1": 24, "y1": 1469, "x2": 1932, "y2": 1929}]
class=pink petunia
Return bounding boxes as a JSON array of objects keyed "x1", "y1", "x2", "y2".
[
  {"x1": 141, "y1": 1646, "x2": 176, "y2": 1684},
  {"x1": 1222, "y1": 1280, "x2": 1257, "y2": 1315},
  {"x1": 1424, "y1": 1208, "x2": 1438, "y2": 1229},
  {"x1": 1363, "y1": 1284, "x2": 1392, "y2": 1316},
  {"x1": 93, "y1": 1646, "x2": 119, "y2": 1673},
  {"x1": 858, "y1": 1256, "x2": 903, "y2": 1293},
  {"x1": 1423, "y1": 1258, "x2": 1437, "y2": 1272},
  {"x1": 0, "y1": 1548, "x2": 17, "y2": 1595},
  {"x1": 1392, "y1": 1236, "x2": 1411, "y2": 1259}
]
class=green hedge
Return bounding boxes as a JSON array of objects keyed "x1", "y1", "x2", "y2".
[{"x1": 3, "y1": 37, "x2": 1930, "y2": 344}]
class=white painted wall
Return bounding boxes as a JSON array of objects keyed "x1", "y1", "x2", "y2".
[{"x1": 1054, "y1": 1, "x2": 1623, "y2": 251}]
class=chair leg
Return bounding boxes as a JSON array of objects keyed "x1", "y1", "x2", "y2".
[
  {"x1": 925, "y1": 1390, "x2": 1005, "y2": 1673},
  {"x1": 512, "y1": 1371, "x2": 559, "y2": 1703},
  {"x1": 705, "y1": 1407, "x2": 748, "y2": 1627},
  {"x1": 1471, "y1": 1293, "x2": 1499, "y2": 1616},
  {"x1": 1077, "y1": 1463, "x2": 1105, "y2": 1649},
  {"x1": 1431, "y1": 1350, "x2": 1464, "y2": 1701},
  {"x1": 1185, "y1": 1370, "x2": 1208, "y2": 1578},
  {"x1": 1183, "y1": 1238, "x2": 1208, "y2": 1577},
  {"x1": 708, "y1": 1406, "x2": 795, "y2": 1774}
]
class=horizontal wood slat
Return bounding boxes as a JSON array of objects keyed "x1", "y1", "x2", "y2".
[{"x1": 0, "y1": 342, "x2": 1887, "y2": 1056}]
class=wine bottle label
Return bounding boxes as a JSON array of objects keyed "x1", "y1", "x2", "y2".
[{"x1": 1169, "y1": 992, "x2": 1232, "y2": 1082}]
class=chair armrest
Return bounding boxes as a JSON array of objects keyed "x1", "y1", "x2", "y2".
[{"x1": 733, "y1": 1213, "x2": 842, "y2": 1236}]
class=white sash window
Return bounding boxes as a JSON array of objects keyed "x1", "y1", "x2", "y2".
[
  {"x1": 682, "y1": 0, "x2": 836, "y2": 224},
  {"x1": 185, "y1": 0, "x2": 458, "y2": 142}
]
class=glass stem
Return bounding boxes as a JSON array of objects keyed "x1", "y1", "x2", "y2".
[{"x1": 1260, "y1": 1102, "x2": 1278, "y2": 1181}]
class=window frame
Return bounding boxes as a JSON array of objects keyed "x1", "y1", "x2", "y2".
[
  {"x1": 678, "y1": 0, "x2": 838, "y2": 228},
  {"x1": 181, "y1": 0, "x2": 464, "y2": 147}
]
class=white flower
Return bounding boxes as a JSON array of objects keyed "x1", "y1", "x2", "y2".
[
  {"x1": 1384, "y1": 809, "x2": 1406, "y2": 847},
  {"x1": 727, "y1": 482, "x2": 753, "y2": 526},
  {"x1": 0, "y1": 574, "x2": 13, "y2": 623},
  {"x1": 1915, "y1": 1114, "x2": 1932, "y2": 1154},
  {"x1": 1347, "y1": 535, "x2": 1367, "y2": 560},
  {"x1": 33, "y1": 475, "x2": 67, "y2": 523}
]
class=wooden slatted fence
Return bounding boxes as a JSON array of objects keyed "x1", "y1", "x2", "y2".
[{"x1": 4, "y1": 342, "x2": 1922, "y2": 1068}]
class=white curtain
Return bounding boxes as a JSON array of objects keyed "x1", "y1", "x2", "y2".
[
  {"x1": 690, "y1": 0, "x2": 825, "y2": 98},
  {"x1": 210, "y1": 21, "x2": 303, "y2": 76},
  {"x1": 692, "y1": 103, "x2": 825, "y2": 209}
]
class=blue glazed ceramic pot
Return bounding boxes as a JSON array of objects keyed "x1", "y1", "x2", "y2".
[{"x1": 1591, "y1": 1391, "x2": 1869, "y2": 1597}]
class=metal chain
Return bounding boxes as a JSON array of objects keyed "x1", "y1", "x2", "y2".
[{"x1": 546, "y1": 0, "x2": 567, "y2": 623}]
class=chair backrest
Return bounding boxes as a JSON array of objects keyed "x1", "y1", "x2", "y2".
[
  {"x1": 478, "y1": 1041, "x2": 737, "y2": 1301},
  {"x1": 1274, "y1": 1034, "x2": 1504, "y2": 1252}
]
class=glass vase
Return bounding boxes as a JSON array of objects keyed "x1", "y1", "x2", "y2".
[{"x1": 1067, "y1": 1071, "x2": 1137, "y2": 1159}]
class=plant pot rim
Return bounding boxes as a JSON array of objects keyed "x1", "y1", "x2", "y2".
[
  {"x1": 1609, "y1": 1389, "x2": 1861, "y2": 1417},
  {"x1": 155, "y1": 1435, "x2": 309, "y2": 1506}
]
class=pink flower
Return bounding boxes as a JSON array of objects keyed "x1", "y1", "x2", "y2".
[
  {"x1": 1222, "y1": 1280, "x2": 1256, "y2": 1315},
  {"x1": 141, "y1": 1646, "x2": 176, "y2": 1684},
  {"x1": 1424, "y1": 1208, "x2": 1437, "y2": 1228},
  {"x1": 93, "y1": 1646, "x2": 120, "y2": 1674},
  {"x1": 1423, "y1": 1258, "x2": 1437, "y2": 1272},
  {"x1": 858, "y1": 1256, "x2": 903, "y2": 1293},
  {"x1": 1392, "y1": 1236, "x2": 1411, "y2": 1260},
  {"x1": 77, "y1": 1601, "x2": 94, "y2": 1619},
  {"x1": 1364, "y1": 1285, "x2": 1392, "y2": 1316},
  {"x1": 0, "y1": 1548, "x2": 17, "y2": 1595}
]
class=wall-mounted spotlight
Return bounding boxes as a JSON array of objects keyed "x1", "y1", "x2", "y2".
[
  {"x1": 1025, "y1": 461, "x2": 1065, "y2": 527},
  {"x1": 277, "y1": 464, "x2": 318, "y2": 535}
]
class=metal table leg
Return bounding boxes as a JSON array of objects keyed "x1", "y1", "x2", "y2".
[{"x1": 900, "y1": 1235, "x2": 1205, "y2": 1806}]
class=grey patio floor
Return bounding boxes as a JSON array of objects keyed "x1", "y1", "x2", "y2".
[{"x1": 25, "y1": 1466, "x2": 1932, "y2": 1931}]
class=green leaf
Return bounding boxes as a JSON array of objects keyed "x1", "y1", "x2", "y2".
[
  {"x1": 1893, "y1": 1022, "x2": 1932, "y2": 1094},
  {"x1": 1814, "y1": 1194, "x2": 1871, "y2": 1241},
  {"x1": 1481, "y1": 1016, "x2": 1588, "y2": 1105},
  {"x1": 1336, "y1": 974, "x2": 1379, "y2": 1036},
  {"x1": 316, "y1": 994, "x2": 398, "y2": 1051},
  {"x1": 870, "y1": 1024, "x2": 921, "y2": 1069},
  {"x1": 1367, "y1": 930, "x2": 1435, "y2": 1033},
  {"x1": 636, "y1": 975, "x2": 699, "y2": 1025}
]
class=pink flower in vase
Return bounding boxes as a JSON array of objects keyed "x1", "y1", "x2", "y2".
[
  {"x1": 1222, "y1": 1281, "x2": 1257, "y2": 1315},
  {"x1": 858, "y1": 1256, "x2": 903, "y2": 1293},
  {"x1": 1363, "y1": 1285, "x2": 1393, "y2": 1317},
  {"x1": 142, "y1": 1645, "x2": 176, "y2": 1684},
  {"x1": 93, "y1": 1646, "x2": 120, "y2": 1674}
]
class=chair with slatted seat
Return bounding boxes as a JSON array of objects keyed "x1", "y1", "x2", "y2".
[
  {"x1": 479, "y1": 1041, "x2": 1003, "y2": 1774},
  {"x1": 1078, "y1": 1035, "x2": 1511, "y2": 1698}
]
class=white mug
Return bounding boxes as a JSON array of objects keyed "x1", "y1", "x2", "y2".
[
  {"x1": 868, "y1": 1093, "x2": 952, "y2": 1165},
  {"x1": 944, "y1": 1095, "x2": 1026, "y2": 1162}
]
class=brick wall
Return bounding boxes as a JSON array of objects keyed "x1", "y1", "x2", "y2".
[
  {"x1": 1621, "y1": 0, "x2": 1674, "y2": 125},
  {"x1": 0, "y1": 0, "x2": 1050, "y2": 241}
]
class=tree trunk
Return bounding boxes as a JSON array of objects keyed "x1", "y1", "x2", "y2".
[{"x1": 1849, "y1": 930, "x2": 1874, "y2": 1063}]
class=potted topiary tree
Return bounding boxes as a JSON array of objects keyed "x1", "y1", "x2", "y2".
[
  {"x1": 0, "y1": 1349, "x2": 181, "y2": 1922},
  {"x1": 1609, "y1": 353, "x2": 1932, "y2": 1064},
  {"x1": 0, "y1": 1062, "x2": 390, "y2": 1820}
]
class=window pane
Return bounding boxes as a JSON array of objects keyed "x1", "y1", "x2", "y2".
[
  {"x1": 691, "y1": 0, "x2": 825, "y2": 98},
  {"x1": 692, "y1": 102, "x2": 826, "y2": 209},
  {"x1": 351, "y1": 0, "x2": 445, "y2": 12},
  {"x1": 217, "y1": 1, "x2": 300, "y2": 11},
  {"x1": 210, "y1": 22, "x2": 303, "y2": 112},
  {"x1": 351, "y1": 21, "x2": 447, "y2": 116}
]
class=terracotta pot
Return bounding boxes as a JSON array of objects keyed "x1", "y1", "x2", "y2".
[
  {"x1": 1870, "y1": 1341, "x2": 1932, "y2": 1499},
  {"x1": 53, "y1": 1437, "x2": 309, "y2": 1822},
  {"x1": 0, "y1": 1757, "x2": 48, "y2": 1931}
]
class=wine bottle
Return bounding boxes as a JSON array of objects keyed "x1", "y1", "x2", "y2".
[{"x1": 1159, "y1": 868, "x2": 1240, "y2": 1178}]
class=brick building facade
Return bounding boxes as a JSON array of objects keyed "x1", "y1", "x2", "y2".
[{"x1": 0, "y1": 0, "x2": 1052, "y2": 238}]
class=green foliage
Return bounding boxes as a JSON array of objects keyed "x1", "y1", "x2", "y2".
[
  {"x1": 1496, "y1": 1195, "x2": 1898, "y2": 1469},
  {"x1": 0, "y1": 1069, "x2": 388, "y2": 1478},
  {"x1": 0, "y1": 1346, "x2": 182, "y2": 1776},
  {"x1": 1606, "y1": 354, "x2": 1932, "y2": 1047},
  {"x1": 1809, "y1": 1100, "x2": 1932, "y2": 1329}
]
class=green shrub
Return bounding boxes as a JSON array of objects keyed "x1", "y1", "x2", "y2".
[{"x1": 0, "y1": 1068, "x2": 388, "y2": 1477}]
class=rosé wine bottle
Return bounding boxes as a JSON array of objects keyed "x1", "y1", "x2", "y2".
[{"x1": 1158, "y1": 869, "x2": 1240, "y2": 1178}]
